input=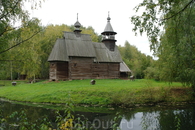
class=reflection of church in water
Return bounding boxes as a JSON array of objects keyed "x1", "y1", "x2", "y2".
[{"x1": 48, "y1": 13, "x2": 131, "y2": 81}]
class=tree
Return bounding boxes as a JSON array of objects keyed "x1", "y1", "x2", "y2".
[
  {"x1": 131, "y1": 0, "x2": 195, "y2": 88},
  {"x1": 119, "y1": 41, "x2": 154, "y2": 78},
  {"x1": 0, "y1": 0, "x2": 42, "y2": 55},
  {"x1": 131, "y1": 0, "x2": 195, "y2": 51},
  {"x1": 0, "y1": 0, "x2": 43, "y2": 80},
  {"x1": 5, "y1": 18, "x2": 43, "y2": 80}
]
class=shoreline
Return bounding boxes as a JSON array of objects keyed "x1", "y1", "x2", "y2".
[{"x1": 1, "y1": 97, "x2": 195, "y2": 111}]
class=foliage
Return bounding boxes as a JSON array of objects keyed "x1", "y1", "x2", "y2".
[
  {"x1": 131, "y1": 0, "x2": 195, "y2": 89},
  {"x1": 174, "y1": 112, "x2": 181, "y2": 130},
  {"x1": 7, "y1": 18, "x2": 43, "y2": 80},
  {"x1": 7, "y1": 109, "x2": 51, "y2": 130},
  {"x1": 157, "y1": 1, "x2": 195, "y2": 88},
  {"x1": 55, "y1": 92, "x2": 76, "y2": 130},
  {"x1": 0, "y1": 107, "x2": 7, "y2": 130},
  {"x1": 0, "y1": 0, "x2": 43, "y2": 54},
  {"x1": 118, "y1": 41, "x2": 154, "y2": 79},
  {"x1": 0, "y1": 0, "x2": 44, "y2": 80},
  {"x1": 144, "y1": 61, "x2": 160, "y2": 80},
  {"x1": 131, "y1": 0, "x2": 194, "y2": 51}
]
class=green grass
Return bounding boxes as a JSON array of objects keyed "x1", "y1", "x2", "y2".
[{"x1": 0, "y1": 79, "x2": 194, "y2": 107}]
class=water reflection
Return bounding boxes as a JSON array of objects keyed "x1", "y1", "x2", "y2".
[
  {"x1": 119, "y1": 106, "x2": 195, "y2": 130},
  {"x1": 1, "y1": 100, "x2": 195, "y2": 130}
]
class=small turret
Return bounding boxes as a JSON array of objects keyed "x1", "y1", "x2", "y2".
[
  {"x1": 74, "y1": 13, "x2": 82, "y2": 33},
  {"x1": 101, "y1": 12, "x2": 117, "y2": 51}
]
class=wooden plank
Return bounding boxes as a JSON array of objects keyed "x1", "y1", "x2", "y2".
[
  {"x1": 49, "y1": 72, "x2": 56, "y2": 80},
  {"x1": 56, "y1": 62, "x2": 68, "y2": 80},
  {"x1": 49, "y1": 62, "x2": 57, "y2": 80},
  {"x1": 49, "y1": 68, "x2": 55, "y2": 72},
  {"x1": 52, "y1": 57, "x2": 121, "y2": 80},
  {"x1": 69, "y1": 57, "x2": 93, "y2": 79}
]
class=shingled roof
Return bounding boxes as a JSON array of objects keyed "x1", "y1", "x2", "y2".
[
  {"x1": 101, "y1": 13, "x2": 117, "y2": 35},
  {"x1": 47, "y1": 39, "x2": 69, "y2": 61},
  {"x1": 93, "y1": 42, "x2": 122, "y2": 62},
  {"x1": 48, "y1": 32, "x2": 122, "y2": 63},
  {"x1": 120, "y1": 61, "x2": 131, "y2": 72}
]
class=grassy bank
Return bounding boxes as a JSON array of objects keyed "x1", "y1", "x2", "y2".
[{"x1": 0, "y1": 79, "x2": 194, "y2": 107}]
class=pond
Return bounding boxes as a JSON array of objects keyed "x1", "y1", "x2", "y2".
[{"x1": 0, "y1": 100, "x2": 195, "y2": 130}]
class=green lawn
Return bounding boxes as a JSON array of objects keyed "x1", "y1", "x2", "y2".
[{"x1": 0, "y1": 79, "x2": 193, "y2": 107}]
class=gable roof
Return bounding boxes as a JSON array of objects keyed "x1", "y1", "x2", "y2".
[
  {"x1": 64, "y1": 32, "x2": 96, "y2": 57},
  {"x1": 48, "y1": 31, "x2": 122, "y2": 63},
  {"x1": 93, "y1": 42, "x2": 122, "y2": 62},
  {"x1": 48, "y1": 39, "x2": 69, "y2": 61},
  {"x1": 120, "y1": 61, "x2": 131, "y2": 72}
]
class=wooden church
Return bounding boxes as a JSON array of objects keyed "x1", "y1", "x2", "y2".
[{"x1": 48, "y1": 14, "x2": 131, "y2": 80}]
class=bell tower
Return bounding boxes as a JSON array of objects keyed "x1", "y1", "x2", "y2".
[
  {"x1": 74, "y1": 13, "x2": 82, "y2": 36},
  {"x1": 101, "y1": 12, "x2": 117, "y2": 51}
]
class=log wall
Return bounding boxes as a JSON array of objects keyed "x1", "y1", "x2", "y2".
[
  {"x1": 49, "y1": 62, "x2": 56, "y2": 80},
  {"x1": 49, "y1": 62, "x2": 68, "y2": 80},
  {"x1": 92, "y1": 63, "x2": 120, "y2": 79},
  {"x1": 49, "y1": 58, "x2": 120, "y2": 80},
  {"x1": 57, "y1": 62, "x2": 68, "y2": 80},
  {"x1": 69, "y1": 57, "x2": 93, "y2": 79}
]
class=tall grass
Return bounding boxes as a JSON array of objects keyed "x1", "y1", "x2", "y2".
[{"x1": 0, "y1": 79, "x2": 193, "y2": 107}]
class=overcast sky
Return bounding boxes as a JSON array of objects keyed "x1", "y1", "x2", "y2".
[{"x1": 26, "y1": 0, "x2": 154, "y2": 56}]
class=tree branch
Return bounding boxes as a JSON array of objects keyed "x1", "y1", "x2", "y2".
[
  {"x1": 0, "y1": 30, "x2": 42, "y2": 54},
  {"x1": 0, "y1": 26, "x2": 16, "y2": 37},
  {"x1": 0, "y1": 0, "x2": 21, "y2": 21},
  {"x1": 163, "y1": 0, "x2": 195, "y2": 20}
]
